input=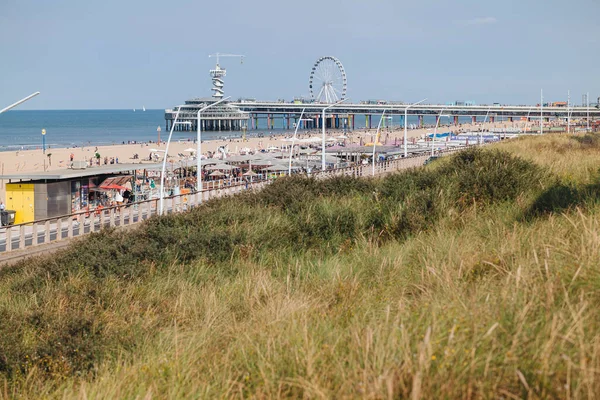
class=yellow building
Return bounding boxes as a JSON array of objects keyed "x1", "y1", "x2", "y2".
[{"x1": 5, "y1": 183, "x2": 35, "y2": 224}]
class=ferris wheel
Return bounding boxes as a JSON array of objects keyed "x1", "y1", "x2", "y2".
[{"x1": 309, "y1": 56, "x2": 347, "y2": 103}]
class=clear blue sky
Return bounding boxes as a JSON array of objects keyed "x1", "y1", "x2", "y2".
[{"x1": 1, "y1": 0, "x2": 598, "y2": 109}]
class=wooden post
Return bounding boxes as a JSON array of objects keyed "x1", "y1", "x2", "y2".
[
  {"x1": 6, "y1": 227, "x2": 12, "y2": 252},
  {"x1": 19, "y1": 225, "x2": 25, "y2": 250},
  {"x1": 120, "y1": 207, "x2": 125, "y2": 226},
  {"x1": 45, "y1": 220, "x2": 50, "y2": 242},
  {"x1": 128, "y1": 204, "x2": 134, "y2": 225},
  {"x1": 32, "y1": 222, "x2": 38, "y2": 247},
  {"x1": 109, "y1": 208, "x2": 115, "y2": 227},
  {"x1": 68, "y1": 217, "x2": 73, "y2": 239},
  {"x1": 56, "y1": 218, "x2": 62, "y2": 241}
]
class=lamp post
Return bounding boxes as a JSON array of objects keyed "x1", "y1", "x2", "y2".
[
  {"x1": 197, "y1": 96, "x2": 230, "y2": 192},
  {"x1": 0, "y1": 92, "x2": 40, "y2": 114},
  {"x1": 41, "y1": 129, "x2": 46, "y2": 154},
  {"x1": 567, "y1": 90, "x2": 570, "y2": 134},
  {"x1": 157, "y1": 126, "x2": 162, "y2": 145},
  {"x1": 479, "y1": 108, "x2": 491, "y2": 145},
  {"x1": 159, "y1": 107, "x2": 182, "y2": 215},
  {"x1": 540, "y1": 89, "x2": 543, "y2": 135},
  {"x1": 372, "y1": 109, "x2": 387, "y2": 176},
  {"x1": 288, "y1": 109, "x2": 311, "y2": 175},
  {"x1": 432, "y1": 112, "x2": 449, "y2": 156},
  {"x1": 403, "y1": 98, "x2": 427, "y2": 157},
  {"x1": 322, "y1": 99, "x2": 348, "y2": 171},
  {"x1": 587, "y1": 92, "x2": 590, "y2": 132}
]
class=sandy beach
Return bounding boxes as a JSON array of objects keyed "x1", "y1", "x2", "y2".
[{"x1": 0, "y1": 120, "x2": 521, "y2": 200}]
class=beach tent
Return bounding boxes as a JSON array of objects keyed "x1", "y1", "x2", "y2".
[
  {"x1": 205, "y1": 163, "x2": 234, "y2": 171},
  {"x1": 209, "y1": 171, "x2": 226, "y2": 177},
  {"x1": 261, "y1": 164, "x2": 298, "y2": 172}
]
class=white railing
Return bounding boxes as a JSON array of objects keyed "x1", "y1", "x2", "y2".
[{"x1": 0, "y1": 146, "x2": 467, "y2": 254}]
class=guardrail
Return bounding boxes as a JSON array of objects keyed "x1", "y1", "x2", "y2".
[{"x1": 0, "y1": 146, "x2": 465, "y2": 254}]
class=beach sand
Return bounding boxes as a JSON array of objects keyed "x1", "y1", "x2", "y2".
[{"x1": 0, "y1": 120, "x2": 519, "y2": 200}]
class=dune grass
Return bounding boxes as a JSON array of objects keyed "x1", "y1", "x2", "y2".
[{"x1": 2, "y1": 134, "x2": 600, "y2": 398}]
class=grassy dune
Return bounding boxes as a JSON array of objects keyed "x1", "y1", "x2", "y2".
[{"x1": 2, "y1": 134, "x2": 600, "y2": 398}]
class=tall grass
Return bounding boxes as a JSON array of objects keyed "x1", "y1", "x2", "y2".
[{"x1": 2, "y1": 135, "x2": 600, "y2": 398}]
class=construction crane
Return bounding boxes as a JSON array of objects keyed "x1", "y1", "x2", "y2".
[{"x1": 208, "y1": 53, "x2": 245, "y2": 98}]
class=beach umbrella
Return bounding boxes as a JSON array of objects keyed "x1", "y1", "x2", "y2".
[
  {"x1": 243, "y1": 170, "x2": 258, "y2": 176},
  {"x1": 209, "y1": 170, "x2": 226, "y2": 177}
]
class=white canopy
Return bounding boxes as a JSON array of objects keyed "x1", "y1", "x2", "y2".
[{"x1": 205, "y1": 163, "x2": 234, "y2": 171}]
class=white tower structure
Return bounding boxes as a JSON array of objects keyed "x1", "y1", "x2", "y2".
[{"x1": 208, "y1": 53, "x2": 245, "y2": 99}]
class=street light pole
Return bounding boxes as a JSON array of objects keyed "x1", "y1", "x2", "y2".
[
  {"x1": 479, "y1": 108, "x2": 491, "y2": 145},
  {"x1": 432, "y1": 110, "x2": 448, "y2": 157},
  {"x1": 372, "y1": 109, "x2": 386, "y2": 176},
  {"x1": 322, "y1": 99, "x2": 348, "y2": 171},
  {"x1": 41, "y1": 129, "x2": 46, "y2": 154},
  {"x1": 403, "y1": 98, "x2": 427, "y2": 157},
  {"x1": 288, "y1": 108, "x2": 307, "y2": 175},
  {"x1": 0, "y1": 92, "x2": 40, "y2": 114},
  {"x1": 567, "y1": 90, "x2": 570, "y2": 134},
  {"x1": 540, "y1": 89, "x2": 543, "y2": 135},
  {"x1": 197, "y1": 96, "x2": 230, "y2": 192},
  {"x1": 157, "y1": 126, "x2": 162, "y2": 145},
  {"x1": 160, "y1": 107, "x2": 182, "y2": 214},
  {"x1": 587, "y1": 92, "x2": 590, "y2": 132}
]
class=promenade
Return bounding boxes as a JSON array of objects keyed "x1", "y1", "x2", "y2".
[{"x1": 0, "y1": 148, "x2": 453, "y2": 264}]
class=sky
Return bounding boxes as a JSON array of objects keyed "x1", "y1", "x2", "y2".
[{"x1": 1, "y1": 0, "x2": 599, "y2": 109}]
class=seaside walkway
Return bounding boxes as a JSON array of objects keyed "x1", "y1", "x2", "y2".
[{"x1": 0, "y1": 148, "x2": 461, "y2": 265}]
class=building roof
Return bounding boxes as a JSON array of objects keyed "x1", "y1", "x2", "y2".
[{"x1": 0, "y1": 163, "x2": 163, "y2": 181}]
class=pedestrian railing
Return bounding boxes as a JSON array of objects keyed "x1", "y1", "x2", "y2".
[{"x1": 0, "y1": 146, "x2": 466, "y2": 254}]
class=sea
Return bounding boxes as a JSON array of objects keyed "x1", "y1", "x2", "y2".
[{"x1": 0, "y1": 109, "x2": 473, "y2": 152}]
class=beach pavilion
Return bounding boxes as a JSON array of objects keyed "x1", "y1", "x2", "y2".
[{"x1": 0, "y1": 163, "x2": 162, "y2": 224}]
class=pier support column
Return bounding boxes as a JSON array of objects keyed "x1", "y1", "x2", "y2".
[
  {"x1": 267, "y1": 114, "x2": 271, "y2": 130},
  {"x1": 368, "y1": 115, "x2": 373, "y2": 129},
  {"x1": 435, "y1": 115, "x2": 440, "y2": 126},
  {"x1": 351, "y1": 114, "x2": 355, "y2": 130},
  {"x1": 287, "y1": 114, "x2": 290, "y2": 130}
]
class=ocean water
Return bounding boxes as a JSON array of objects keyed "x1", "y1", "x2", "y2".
[{"x1": 0, "y1": 109, "x2": 475, "y2": 152}]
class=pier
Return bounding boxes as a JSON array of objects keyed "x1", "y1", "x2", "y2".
[{"x1": 166, "y1": 100, "x2": 600, "y2": 132}]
